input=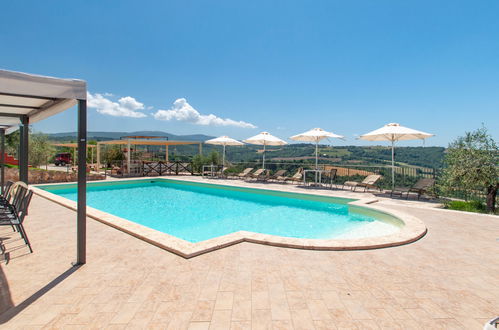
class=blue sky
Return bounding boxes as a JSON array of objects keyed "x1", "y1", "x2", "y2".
[{"x1": 1, "y1": 0, "x2": 498, "y2": 146}]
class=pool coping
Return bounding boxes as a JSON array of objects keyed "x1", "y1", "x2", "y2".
[{"x1": 30, "y1": 177, "x2": 428, "y2": 258}]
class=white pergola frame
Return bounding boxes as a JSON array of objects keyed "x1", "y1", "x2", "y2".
[{"x1": 0, "y1": 69, "x2": 87, "y2": 265}]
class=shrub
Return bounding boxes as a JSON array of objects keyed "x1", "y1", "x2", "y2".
[{"x1": 444, "y1": 200, "x2": 487, "y2": 213}]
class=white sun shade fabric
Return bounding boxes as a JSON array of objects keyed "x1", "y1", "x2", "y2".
[
  {"x1": 244, "y1": 132, "x2": 287, "y2": 169},
  {"x1": 359, "y1": 123, "x2": 433, "y2": 141},
  {"x1": 0, "y1": 69, "x2": 87, "y2": 130},
  {"x1": 290, "y1": 128, "x2": 344, "y2": 174},
  {"x1": 205, "y1": 136, "x2": 244, "y2": 169},
  {"x1": 205, "y1": 136, "x2": 244, "y2": 146},
  {"x1": 290, "y1": 127, "x2": 344, "y2": 142},
  {"x1": 244, "y1": 132, "x2": 287, "y2": 146},
  {"x1": 359, "y1": 123, "x2": 434, "y2": 189}
]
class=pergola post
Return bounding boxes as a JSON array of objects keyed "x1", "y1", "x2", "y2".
[
  {"x1": 127, "y1": 139, "x2": 131, "y2": 175},
  {"x1": 19, "y1": 115, "x2": 29, "y2": 184},
  {"x1": 165, "y1": 145, "x2": 169, "y2": 162},
  {"x1": 0, "y1": 128, "x2": 4, "y2": 194},
  {"x1": 76, "y1": 99, "x2": 87, "y2": 265},
  {"x1": 199, "y1": 143, "x2": 202, "y2": 155},
  {"x1": 96, "y1": 142, "x2": 101, "y2": 170}
]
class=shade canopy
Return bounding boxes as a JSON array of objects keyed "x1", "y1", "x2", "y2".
[
  {"x1": 205, "y1": 136, "x2": 244, "y2": 146},
  {"x1": 244, "y1": 132, "x2": 287, "y2": 169},
  {"x1": 243, "y1": 132, "x2": 287, "y2": 146},
  {"x1": 0, "y1": 69, "x2": 87, "y2": 131},
  {"x1": 358, "y1": 123, "x2": 433, "y2": 142},
  {"x1": 290, "y1": 127, "x2": 344, "y2": 142},
  {"x1": 205, "y1": 136, "x2": 244, "y2": 170},
  {"x1": 359, "y1": 123, "x2": 434, "y2": 190},
  {"x1": 290, "y1": 128, "x2": 345, "y2": 179}
]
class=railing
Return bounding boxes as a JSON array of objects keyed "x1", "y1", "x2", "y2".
[
  {"x1": 225, "y1": 161, "x2": 436, "y2": 189},
  {"x1": 104, "y1": 160, "x2": 193, "y2": 177},
  {"x1": 102, "y1": 159, "x2": 495, "y2": 203}
]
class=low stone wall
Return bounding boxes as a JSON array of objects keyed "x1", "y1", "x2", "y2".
[{"x1": 4, "y1": 167, "x2": 105, "y2": 184}]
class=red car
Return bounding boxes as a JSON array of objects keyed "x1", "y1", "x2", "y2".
[{"x1": 54, "y1": 153, "x2": 72, "y2": 166}]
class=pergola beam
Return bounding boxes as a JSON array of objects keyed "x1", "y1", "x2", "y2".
[
  {"x1": 0, "y1": 91, "x2": 57, "y2": 101},
  {"x1": 0, "y1": 104, "x2": 39, "y2": 110},
  {"x1": 0, "y1": 113, "x2": 23, "y2": 118}
]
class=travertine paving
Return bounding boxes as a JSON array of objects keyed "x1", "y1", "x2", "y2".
[{"x1": 0, "y1": 180, "x2": 498, "y2": 329}]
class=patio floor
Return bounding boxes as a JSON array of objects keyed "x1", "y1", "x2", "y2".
[{"x1": 0, "y1": 179, "x2": 498, "y2": 329}]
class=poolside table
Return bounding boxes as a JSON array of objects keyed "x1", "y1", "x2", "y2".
[
  {"x1": 303, "y1": 169, "x2": 323, "y2": 186},
  {"x1": 202, "y1": 164, "x2": 222, "y2": 178}
]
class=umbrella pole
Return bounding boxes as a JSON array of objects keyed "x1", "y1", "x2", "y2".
[
  {"x1": 222, "y1": 144, "x2": 226, "y2": 172},
  {"x1": 315, "y1": 140, "x2": 319, "y2": 183},
  {"x1": 391, "y1": 140, "x2": 395, "y2": 191},
  {"x1": 262, "y1": 143, "x2": 266, "y2": 170}
]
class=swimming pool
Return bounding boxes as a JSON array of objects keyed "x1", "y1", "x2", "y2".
[{"x1": 38, "y1": 179, "x2": 402, "y2": 243}]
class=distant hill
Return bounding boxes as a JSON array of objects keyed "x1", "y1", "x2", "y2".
[
  {"x1": 47, "y1": 131, "x2": 215, "y2": 142},
  {"x1": 46, "y1": 132, "x2": 445, "y2": 168},
  {"x1": 224, "y1": 144, "x2": 445, "y2": 168}
]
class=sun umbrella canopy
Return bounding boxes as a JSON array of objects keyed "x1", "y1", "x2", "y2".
[
  {"x1": 205, "y1": 136, "x2": 244, "y2": 170},
  {"x1": 290, "y1": 128, "x2": 345, "y2": 181},
  {"x1": 244, "y1": 132, "x2": 287, "y2": 169},
  {"x1": 205, "y1": 136, "x2": 244, "y2": 146},
  {"x1": 359, "y1": 123, "x2": 433, "y2": 141},
  {"x1": 290, "y1": 127, "x2": 344, "y2": 142},
  {"x1": 244, "y1": 132, "x2": 287, "y2": 146},
  {"x1": 359, "y1": 123, "x2": 434, "y2": 190}
]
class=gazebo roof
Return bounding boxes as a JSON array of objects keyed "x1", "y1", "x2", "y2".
[{"x1": 0, "y1": 69, "x2": 86, "y2": 132}]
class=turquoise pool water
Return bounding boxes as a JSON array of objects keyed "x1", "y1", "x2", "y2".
[{"x1": 40, "y1": 179, "x2": 388, "y2": 243}]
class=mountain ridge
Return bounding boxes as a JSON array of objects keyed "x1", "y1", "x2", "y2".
[{"x1": 47, "y1": 131, "x2": 215, "y2": 142}]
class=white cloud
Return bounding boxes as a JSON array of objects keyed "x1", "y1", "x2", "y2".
[
  {"x1": 153, "y1": 98, "x2": 256, "y2": 128},
  {"x1": 87, "y1": 92, "x2": 147, "y2": 118}
]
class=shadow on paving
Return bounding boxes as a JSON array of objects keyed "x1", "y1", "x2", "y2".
[
  {"x1": 0, "y1": 265, "x2": 14, "y2": 315},
  {"x1": 0, "y1": 265, "x2": 81, "y2": 324}
]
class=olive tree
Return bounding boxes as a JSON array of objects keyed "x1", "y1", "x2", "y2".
[
  {"x1": 441, "y1": 126, "x2": 498, "y2": 212},
  {"x1": 5, "y1": 130, "x2": 20, "y2": 157},
  {"x1": 29, "y1": 133, "x2": 55, "y2": 168},
  {"x1": 191, "y1": 151, "x2": 220, "y2": 173},
  {"x1": 101, "y1": 145, "x2": 124, "y2": 167}
]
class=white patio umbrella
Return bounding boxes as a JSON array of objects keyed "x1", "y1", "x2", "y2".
[
  {"x1": 290, "y1": 128, "x2": 344, "y2": 171},
  {"x1": 205, "y1": 136, "x2": 244, "y2": 170},
  {"x1": 358, "y1": 123, "x2": 434, "y2": 190},
  {"x1": 243, "y1": 132, "x2": 287, "y2": 169}
]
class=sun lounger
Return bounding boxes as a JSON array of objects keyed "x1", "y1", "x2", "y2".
[
  {"x1": 391, "y1": 178, "x2": 436, "y2": 199},
  {"x1": 248, "y1": 168, "x2": 268, "y2": 180},
  {"x1": 232, "y1": 167, "x2": 254, "y2": 179},
  {"x1": 284, "y1": 168, "x2": 303, "y2": 184},
  {"x1": 343, "y1": 174, "x2": 382, "y2": 192},
  {"x1": 266, "y1": 169, "x2": 287, "y2": 182}
]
